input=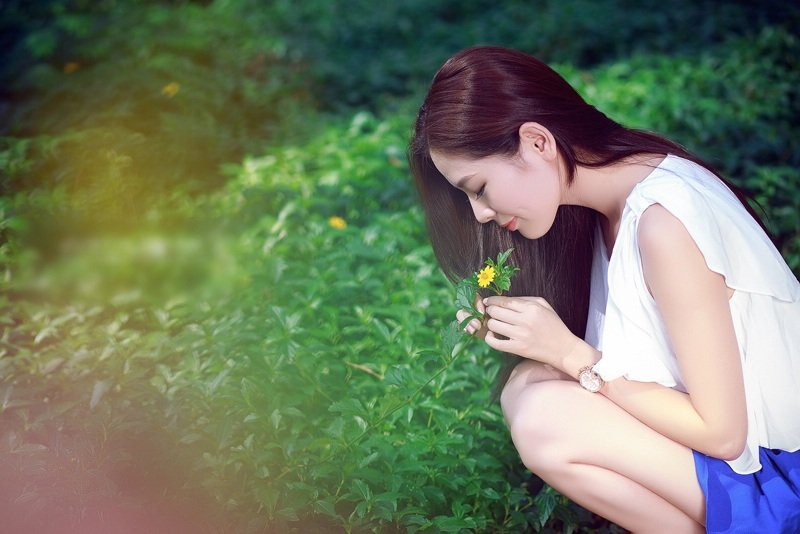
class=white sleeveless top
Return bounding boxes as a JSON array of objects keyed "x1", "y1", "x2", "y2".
[{"x1": 585, "y1": 154, "x2": 800, "y2": 474}]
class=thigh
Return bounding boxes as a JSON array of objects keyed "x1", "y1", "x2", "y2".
[{"x1": 506, "y1": 379, "x2": 705, "y2": 525}]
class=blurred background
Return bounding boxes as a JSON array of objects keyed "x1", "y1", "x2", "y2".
[{"x1": 1, "y1": 0, "x2": 798, "y2": 532}]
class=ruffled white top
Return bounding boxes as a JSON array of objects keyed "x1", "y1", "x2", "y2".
[{"x1": 584, "y1": 154, "x2": 800, "y2": 474}]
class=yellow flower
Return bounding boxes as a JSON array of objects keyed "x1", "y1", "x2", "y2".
[
  {"x1": 161, "y1": 82, "x2": 180, "y2": 97},
  {"x1": 63, "y1": 62, "x2": 80, "y2": 74},
  {"x1": 477, "y1": 265, "x2": 496, "y2": 288},
  {"x1": 328, "y1": 216, "x2": 347, "y2": 230}
]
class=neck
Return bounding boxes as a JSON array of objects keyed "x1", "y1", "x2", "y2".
[{"x1": 564, "y1": 154, "x2": 666, "y2": 238}]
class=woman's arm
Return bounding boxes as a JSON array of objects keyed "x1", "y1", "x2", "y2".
[{"x1": 561, "y1": 204, "x2": 748, "y2": 460}]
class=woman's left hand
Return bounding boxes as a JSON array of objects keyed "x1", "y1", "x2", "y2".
[{"x1": 483, "y1": 296, "x2": 581, "y2": 370}]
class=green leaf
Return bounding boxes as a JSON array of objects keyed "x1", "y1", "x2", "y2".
[
  {"x1": 552, "y1": 502, "x2": 579, "y2": 530},
  {"x1": 313, "y1": 499, "x2": 338, "y2": 517},
  {"x1": 481, "y1": 487, "x2": 501, "y2": 500},
  {"x1": 496, "y1": 247, "x2": 514, "y2": 267},
  {"x1": 352, "y1": 479, "x2": 372, "y2": 502},
  {"x1": 353, "y1": 415, "x2": 368, "y2": 431},
  {"x1": 329, "y1": 398, "x2": 365, "y2": 416},
  {"x1": 432, "y1": 515, "x2": 476, "y2": 532},
  {"x1": 270, "y1": 408, "x2": 282, "y2": 429},
  {"x1": 374, "y1": 500, "x2": 395, "y2": 521},
  {"x1": 384, "y1": 366, "x2": 407, "y2": 387},
  {"x1": 535, "y1": 485, "x2": 558, "y2": 527},
  {"x1": 403, "y1": 514, "x2": 430, "y2": 527},
  {"x1": 371, "y1": 317, "x2": 393, "y2": 342},
  {"x1": 455, "y1": 277, "x2": 478, "y2": 312},
  {"x1": 358, "y1": 451, "x2": 380, "y2": 468},
  {"x1": 442, "y1": 320, "x2": 464, "y2": 354}
]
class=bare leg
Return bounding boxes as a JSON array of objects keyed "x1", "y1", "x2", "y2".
[{"x1": 501, "y1": 363, "x2": 706, "y2": 533}]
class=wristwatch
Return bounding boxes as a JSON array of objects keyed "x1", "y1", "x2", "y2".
[{"x1": 578, "y1": 365, "x2": 604, "y2": 393}]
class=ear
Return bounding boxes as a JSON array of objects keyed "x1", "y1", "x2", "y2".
[{"x1": 518, "y1": 122, "x2": 557, "y2": 162}]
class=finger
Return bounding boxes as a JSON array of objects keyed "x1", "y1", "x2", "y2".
[
  {"x1": 488, "y1": 295, "x2": 550, "y2": 308},
  {"x1": 456, "y1": 310, "x2": 482, "y2": 334},
  {"x1": 484, "y1": 304, "x2": 523, "y2": 324},
  {"x1": 536, "y1": 298, "x2": 554, "y2": 311},
  {"x1": 484, "y1": 330, "x2": 513, "y2": 352},
  {"x1": 484, "y1": 296, "x2": 529, "y2": 313},
  {"x1": 483, "y1": 295, "x2": 513, "y2": 307},
  {"x1": 486, "y1": 317, "x2": 518, "y2": 338}
]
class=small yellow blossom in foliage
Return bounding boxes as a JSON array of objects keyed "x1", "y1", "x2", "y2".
[
  {"x1": 328, "y1": 216, "x2": 347, "y2": 229},
  {"x1": 63, "y1": 62, "x2": 80, "y2": 74},
  {"x1": 477, "y1": 265, "x2": 496, "y2": 288},
  {"x1": 453, "y1": 248, "x2": 520, "y2": 336},
  {"x1": 161, "y1": 82, "x2": 180, "y2": 97}
]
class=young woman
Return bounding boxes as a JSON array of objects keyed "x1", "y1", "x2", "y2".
[{"x1": 408, "y1": 46, "x2": 800, "y2": 533}]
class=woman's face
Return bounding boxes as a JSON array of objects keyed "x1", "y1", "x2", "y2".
[{"x1": 429, "y1": 145, "x2": 563, "y2": 239}]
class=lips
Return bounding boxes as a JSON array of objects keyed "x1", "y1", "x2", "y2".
[{"x1": 501, "y1": 217, "x2": 518, "y2": 231}]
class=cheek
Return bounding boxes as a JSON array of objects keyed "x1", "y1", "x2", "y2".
[
  {"x1": 518, "y1": 174, "x2": 561, "y2": 236},
  {"x1": 518, "y1": 176, "x2": 559, "y2": 213}
]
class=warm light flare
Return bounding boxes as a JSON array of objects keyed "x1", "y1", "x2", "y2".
[{"x1": 161, "y1": 81, "x2": 180, "y2": 97}]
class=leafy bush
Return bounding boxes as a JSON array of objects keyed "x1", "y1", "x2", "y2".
[
  {"x1": 0, "y1": 112, "x2": 592, "y2": 531},
  {"x1": 1, "y1": 2, "x2": 798, "y2": 532},
  {"x1": 4, "y1": 89, "x2": 796, "y2": 529},
  {"x1": 267, "y1": 0, "x2": 798, "y2": 110},
  {"x1": 2, "y1": 1, "x2": 797, "y2": 231}
]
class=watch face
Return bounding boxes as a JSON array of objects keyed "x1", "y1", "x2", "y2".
[{"x1": 579, "y1": 371, "x2": 602, "y2": 393}]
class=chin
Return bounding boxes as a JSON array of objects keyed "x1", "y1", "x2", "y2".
[{"x1": 519, "y1": 222, "x2": 552, "y2": 240}]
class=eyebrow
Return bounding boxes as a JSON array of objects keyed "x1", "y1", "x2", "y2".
[{"x1": 455, "y1": 174, "x2": 476, "y2": 188}]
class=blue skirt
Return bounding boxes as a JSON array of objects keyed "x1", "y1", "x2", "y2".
[{"x1": 692, "y1": 447, "x2": 800, "y2": 533}]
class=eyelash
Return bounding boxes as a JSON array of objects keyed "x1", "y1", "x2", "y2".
[{"x1": 475, "y1": 185, "x2": 485, "y2": 200}]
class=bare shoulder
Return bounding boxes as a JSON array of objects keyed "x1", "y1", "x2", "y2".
[
  {"x1": 637, "y1": 203, "x2": 727, "y2": 299},
  {"x1": 637, "y1": 203, "x2": 695, "y2": 260}
]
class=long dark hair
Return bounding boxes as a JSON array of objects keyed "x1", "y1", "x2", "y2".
[{"x1": 408, "y1": 46, "x2": 766, "y2": 395}]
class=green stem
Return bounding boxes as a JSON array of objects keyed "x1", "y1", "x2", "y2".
[{"x1": 340, "y1": 354, "x2": 459, "y2": 450}]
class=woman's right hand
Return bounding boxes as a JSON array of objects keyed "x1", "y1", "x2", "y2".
[{"x1": 456, "y1": 295, "x2": 487, "y2": 338}]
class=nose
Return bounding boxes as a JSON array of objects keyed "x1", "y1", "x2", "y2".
[{"x1": 469, "y1": 198, "x2": 496, "y2": 224}]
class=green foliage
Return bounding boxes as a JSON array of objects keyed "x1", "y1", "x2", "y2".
[
  {"x1": 1, "y1": 113, "x2": 586, "y2": 531},
  {"x1": 264, "y1": 0, "x2": 798, "y2": 111},
  {"x1": 197, "y1": 116, "x2": 551, "y2": 530},
  {"x1": 744, "y1": 166, "x2": 800, "y2": 271},
  {"x1": 7, "y1": 76, "x2": 795, "y2": 526},
  {"x1": 1, "y1": 1, "x2": 797, "y2": 532},
  {"x1": 3, "y1": 1, "x2": 797, "y2": 232},
  {"x1": 1, "y1": 0, "x2": 314, "y2": 231}
]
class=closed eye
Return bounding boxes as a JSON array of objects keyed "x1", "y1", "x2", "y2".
[{"x1": 475, "y1": 185, "x2": 486, "y2": 200}]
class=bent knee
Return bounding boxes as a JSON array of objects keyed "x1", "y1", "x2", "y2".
[
  {"x1": 500, "y1": 361, "x2": 533, "y2": 421},
  {"x1": 500, "y1": 360, "x2": 567, "y2": 422},
  {"x1": 505, "y1": 380, "x2": 583, "y2": 472}
]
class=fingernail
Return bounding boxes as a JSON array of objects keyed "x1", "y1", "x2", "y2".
[
  {"x1": 466, "y1": 326, "x2": 474, "y2": 334},
  {"x1": 470, "y1": 320, "x2": 480, "y2": 330},
  {"x1": 482, "y1": 298, "x2": 488, "y2": 304}
]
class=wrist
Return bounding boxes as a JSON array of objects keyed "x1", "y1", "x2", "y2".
[{"x1": 559, "y1": 338, "x2": 602, "y2": 381}]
